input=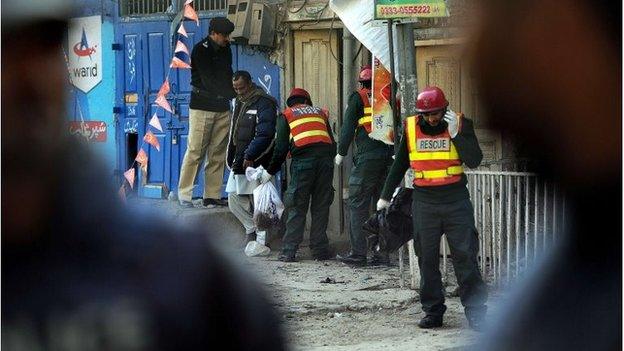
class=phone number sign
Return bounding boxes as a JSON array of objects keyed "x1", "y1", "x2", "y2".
[{"x1": 374, "y1": 0, "x2": 448, "y2": 19}]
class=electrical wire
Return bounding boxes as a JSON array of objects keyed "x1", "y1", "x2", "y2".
[
  {"x1": 288, "y1": 0, "x2": 307, "y2": 13},
  {"x1": 327, "y1": 14, "x2": 344, "y2": 66}
]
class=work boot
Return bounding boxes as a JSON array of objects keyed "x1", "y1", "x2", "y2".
[
  {"x1": 368, "y1": 253, "x2": 390, "y2": 266},
  {"x1": 278, "y1": 252, "x2": 297, "y2": 262},
  {"x1": 312, "y1": 251, "x2": 333, "y2": 261},
  {"x1": 336, "y1": 252, "x2": 367, "y2": 266},
  {"x1": 418, "y1": 315, "x2": 443, "y2": 329},
  {"x1": 203, "y1": 198, "x2": 228, "y2": 208}
]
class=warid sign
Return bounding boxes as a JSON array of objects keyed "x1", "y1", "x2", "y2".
[
  {"x1": 68, "y1": 15, "x2": 102, "y2": 93},
  {"x1": 374, "y1": 0, "x2": 449, "y2": 19}
]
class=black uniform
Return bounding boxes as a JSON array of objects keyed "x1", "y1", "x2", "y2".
[{"x1": 381, "y1": 116, "x2": 488, "y2": 321}]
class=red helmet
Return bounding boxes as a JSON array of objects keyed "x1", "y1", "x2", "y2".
[
  {"x1": 358, "y1": 65, "x2": 372, "y2": 82},
  {"x1": 287, "y1": 87, "x2": 311, "y2": 106},
  {"x1": 415, "y1": 86, "x2": 449, "y2": 113},
  {"x1": 288, "y1": 87, "x2": 310, "y2": 101}
]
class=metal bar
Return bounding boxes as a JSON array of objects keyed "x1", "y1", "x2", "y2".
[
  {"x1": 490, "y1": 175, "x2": 496, "y2": 283},
  {"x1": 442, "y1": 236, "x2": 447, "y2": 281},
  {"x1": 543, "y1": 180, "x2": 548, "y2": 251},
  {"x1": 506, "y1": 176, "x2": 512, "y2": 284},
  {"x1": 524, "y1": 175, "x2": 530, "y2": 272},
  {"x1": 515, "y1": 176, "x2": 520, "y2": 277},
  {"x1": 534, "y1": 177, "x2": 539, "y2": 262},
  {"x1": 398, "y1": 245, "x2": 405, "y2": 288},
  {"x1": 498, "y1": 174, "x2": 503, "y2": 285},
  {"x1": 553, "y1": 182, "x2": 558, "y2": 244},
  {"x1": 408, "y1": 241, "x2": 418, "y2": 289},
  {"x1": 479, "y1": 176, "x2": 487, "y2": 275},
  {"x1": 465, "y1": 171, "x2": 537, "y2": 176}
]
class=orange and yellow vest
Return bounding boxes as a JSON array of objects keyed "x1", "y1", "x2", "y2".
[
  {"x1": 284, "y1": 104, "x2": 333, "y2": 147},
  {"x1": 357, "y1": 88, "x2": 373, "y2": 134},
  {"x1": 405, "y1": 115, "x2": 464, "y2": 187}
]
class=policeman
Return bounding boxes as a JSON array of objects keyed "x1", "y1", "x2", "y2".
[
  {"x1": 377, "y1": 87, "x2": 487, "y2": 330},
  {"x1": 335, "y1": 65, "x2": 394, "y2": 266},
  {"x1": 260, "y1": 88, "x2": 336, "y2": 262}
]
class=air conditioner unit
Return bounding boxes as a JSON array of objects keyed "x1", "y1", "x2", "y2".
[
  {"x1": 231, "y1": 0, "x2": 253, "y2": 42},
  {"x1": 249, "y1": 3, "x2": 275, "y2": 47},
  {"x1": 226, "y1": 0, "x2": 238, "y2": 25}
]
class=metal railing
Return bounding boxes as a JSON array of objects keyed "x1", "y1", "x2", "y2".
[
  {"x1": 121, "y1": 0, "x2": 226, "y2": 17},
  {"x1": 399, "y1": 171, "x2": 566, "y2": 289}
]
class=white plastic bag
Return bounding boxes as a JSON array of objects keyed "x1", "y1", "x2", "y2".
[
  {"x1": 244, "y1": 241, "x2": 271, "y2": 257},
  {"x1": 246, "y1": 166, "x2": 285, "y2": 230}
]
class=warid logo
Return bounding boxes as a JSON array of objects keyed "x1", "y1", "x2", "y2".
[
  {"x1": 73, "y1": 28, "x2": 97, "y2": 59},
  {"x1": 68, "y1": 15, "x2": 102, "y2": 93},
  {"x1": 72, "y1": 27, "x2": 98, "y2": 78}
]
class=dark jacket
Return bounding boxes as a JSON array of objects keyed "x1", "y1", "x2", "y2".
[
  {"x1": 190, "y1": 38, "x2": 236, "y2": 112},
  {"x1": 226, "y1": 86, "x2": 278, "y2": 174}
]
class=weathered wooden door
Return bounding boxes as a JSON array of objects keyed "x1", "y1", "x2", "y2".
[
  {"x1": 416, "y1": 44, "x2": 502, "y2": 169},
  {"x1": 292, "y1": 29, "x2": 342, "y2": 237}
]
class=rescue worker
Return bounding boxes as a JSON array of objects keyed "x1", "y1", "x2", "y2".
[
  {"x1": 377, "y1": 86, "x2": 487, "y2": 330},
  {"x1": 259, "y1": 88, "x2": 336, "y2": 262},
  {"x1": 335, "y1": 65, "x2": 394, "y2": 266}
]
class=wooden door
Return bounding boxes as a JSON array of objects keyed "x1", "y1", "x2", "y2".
[
  {"x1": 416, "y1": 44, "x2": 502, "y2": 169},
  {"x1": 292, "y1": 29, "x2": 342, "y2": 236}
]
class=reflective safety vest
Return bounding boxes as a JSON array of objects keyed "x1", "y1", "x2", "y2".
[
  {"x1": 357, "y1": 88, "x2": 373, "y2": 133},
  {"x1": 405, "y1": 115, "x2": 464, "y2": 187},
  {"x1": 284, "y1": 104, "x2": 333, "y2": 147}
]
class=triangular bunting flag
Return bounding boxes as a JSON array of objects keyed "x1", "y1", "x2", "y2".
[
  {"x1": 175, "y1": 40, "x2": 190, "y2": 55},
  {"x1": 124, "y1": 168, "x2": 136, "y2": 189},
  {"x1": 118, "y1": 185, "x2": 127, "y2": 203},
  {"x1": 155, "y1": 94, "x2": 173, "y2": 113},
  {"x1": 184, "y1": 4, "x2": 199, "y2": 25},
  {"x1": 144, "y1": 130, "x2": 161, "y2": 152},
  {"x1": 149, "y1": 113, "x2": 163, "y2": 132},
  {"x1": 158, "y1": 78, "x2": 170, "y2": 96},
  {"x1": 170, "y1": 57, "x2": 191, "y2": 69},
  {"x1": 135, "y1": 148, "x2": 148, "y2": 171},
  {"x1": 177, "y1": 22, "x2": 188, "y2": 38}
]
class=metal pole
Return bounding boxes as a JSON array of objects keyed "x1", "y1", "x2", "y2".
[
  {"x1": 339, "y1": 27, "x2": 356, "y2": 236},
  {"x1": 387, "y1": 20, "x2": 400, "y2": 154}
]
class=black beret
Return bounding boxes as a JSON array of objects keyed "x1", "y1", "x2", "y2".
[{"x1": 209, "y1": 17, "x2": 234, "y2": 35}]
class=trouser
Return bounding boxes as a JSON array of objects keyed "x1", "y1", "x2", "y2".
[
  {"x1": 412, "y1": 197, "x2": 488, "y2": 318},
  {"x1": 178, "y1": 109, "x2": 230, "y2": 202},
  {"x1": 348, "y1": 156, "x2": 392, "y2": 256},
  {"x1": 281, "y1": 156, "x2": 334, "y2": 256},
  {"x1": 228, "y1": 192, "x2": 256, "y2": 235}
]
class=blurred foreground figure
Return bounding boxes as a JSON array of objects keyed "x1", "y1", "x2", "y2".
[
  {"x1": 1, "y1": 2, "x2": 286, "y2": 350},
  {"x1": 470, "y1": 1, "x2": 621, "y2": 349}
]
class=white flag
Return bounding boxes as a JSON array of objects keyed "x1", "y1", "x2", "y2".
[{"x1": 149, "y1": 113, "x2": 163, "y2": 132}]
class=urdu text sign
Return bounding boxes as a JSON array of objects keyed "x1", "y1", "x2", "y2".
[{"x1": 374, "y1": 0, "x2": 448, "y2": 19}]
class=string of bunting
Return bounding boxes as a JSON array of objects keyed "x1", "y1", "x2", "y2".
[{"x1": 118, "y1": 0, "x2": 198, "y2": 202}]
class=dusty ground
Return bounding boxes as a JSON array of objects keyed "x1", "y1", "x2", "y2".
[
  {"x1": 241, "y1": 250, "x2": 486, "y2": 351},
  {"x1": 131, "y1": 198, "x2": 498, "y2": 350}
]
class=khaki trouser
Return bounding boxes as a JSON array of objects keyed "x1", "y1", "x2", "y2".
[{"x1": 177, "y1": 109, "x2": 230, "y2": 202}]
